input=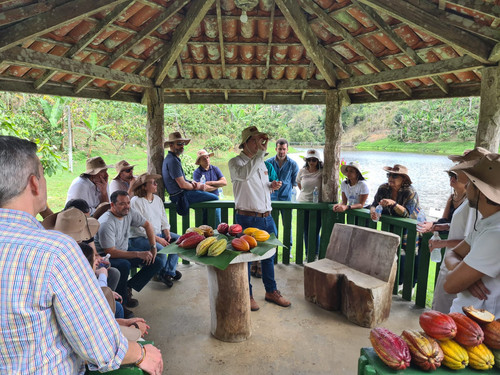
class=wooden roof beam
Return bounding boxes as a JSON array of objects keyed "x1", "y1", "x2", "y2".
[
  {"x1": 215, "y1": 0, "x2": 226, "y2": 78},
  {"x1": 264, "y1": 0, "x2": 276, "y2": 77},
  {"x1": 0, "y1": 0, "x2": 127, "y2": 53},
  {"x1": 358, "y1": 0, "x2": 492, "y2": 63},
  {"x1": 275, "y1": 0, "x2": 337, "y2": 87},
  {"x1": 154, "y1": 0, "x2": 214, "y2": 86},
  {"x1": 443, "y1": 0, "x2": 500, "y2": 19},
  {"x1": 162, "y1": 78, "x2": 330, "y2": 91}
]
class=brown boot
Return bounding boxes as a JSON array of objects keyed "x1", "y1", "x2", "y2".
[
  {"x1": 265, "y1": 290, "x2": 291, "y2": 307},
  {"x1": 250, "y1": 296, "x2": 260, "y2": 311}
]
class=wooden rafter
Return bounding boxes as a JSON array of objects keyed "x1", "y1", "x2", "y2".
[
  {"x1": 443, "y1": 0, "x2": 500, "y2": 19},
  {"x1": 264, "y1": 1, "x2": 276, "y2": 78},
  {"x1": 302, "y1": 0, "x2": 411, "y2": 97},
  {"x1": 0, "y1": 0, "x2": 127, "y2": 53},
  {"x1": 275, "y1": 0, "x2": 337, "y2": 87},
  {"x1": 352, "y1": 0, "x2": 449, "y2": 94},
  {"x1": 154, "y1": 0, "x2": 214, "y2": 86},
  {"x1": 358, "y1": 0, "x2": 492, "y2": 63},
  {"x1": 0, "y1": 0, "x2": 62, "y2": 27},
  {"x1": 215, "y1": 0, "x2": 226, "y2": 79},
  {"x1": 161, "y1": 78, "x2": 330, "y2": 91}
]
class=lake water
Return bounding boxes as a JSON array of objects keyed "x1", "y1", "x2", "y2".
[{"x1": 216, "y1": 149, "x2": 456, "y2": 219}]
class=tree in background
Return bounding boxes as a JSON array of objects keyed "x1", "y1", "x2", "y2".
[{"x1": 78, "y1": 112, "x2": 112, "y2": 157}]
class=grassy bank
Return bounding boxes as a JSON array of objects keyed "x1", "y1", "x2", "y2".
[{"x1": 355, "y1": 138, "x2": 479, "y2": 154}]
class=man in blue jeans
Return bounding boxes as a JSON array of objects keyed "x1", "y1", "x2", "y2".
[
  {"x1": 162, "y1": 132, "x2": 219, "y2": 224},
  {"x1": 228, "y1": 126, "x2": 291, "y2": 311}
]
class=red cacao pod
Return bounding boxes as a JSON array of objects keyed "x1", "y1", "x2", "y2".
[
  {"x1": 369, "y1": 328, "x2": 411, "y2": 370},
  {"x1": 483, "y1": 321, "x2": 500, "y2": 349},
  {"x1": 228, "y1": 224, "x2": 243, "y2": 236},
  {"x1": 401, "y1": 330, "x2": 443, "y2": 371},
  {"x1": 179, "y1": 234, "x2": 205, "y2": 249},
  {"x1": 448, "y1": 312, "x2": 484, "y2": 347},
  {"x1": 176, "y1": 231, "x2": 200, "y2": 244},
  {"x1": 240, "y1": 234, "x2": 257, "y2": 249},
  {"x1": 217, "y1": 222, "x2": 229, "y2": 235},
  {"x1": 231, "y1": 238, "x2": 250, "y2": 252},
  {"x1": 419, "y1": 310, "x2": 457, "y2": 341}
]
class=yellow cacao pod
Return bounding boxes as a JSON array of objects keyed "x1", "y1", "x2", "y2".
[
  {"x1": 251, "y1": 229, "x2": 270, "y2": 242},
  {"x1": 207, "y1": 239, "x2": 227, "y2": 257},
  {"x1": 196, "y1": 237, "x2": 217, "y2": 257},
  {"x1": 467, "y1": 344, "x2": 494, "y2": 370},
  {"x1": 438, "y1": 339, "x2": 469, "y2": 370},
  {"x1": 243, "y1": 227, "x2": 259, "y2": 235},
  {"x1": 186, "y1": 227, "x2": 204, "y2": 236}
]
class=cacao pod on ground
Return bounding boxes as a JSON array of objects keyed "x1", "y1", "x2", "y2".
[
  {"x1": 401, "y1": 330, "x2": 443, "y2": 371},
  {"x1": 231, "y1": 238, "x2": 250, "y2": 252},
  {"x1": 196, "y1": 237, "x2": 217, "y2": 256},
  {"x1": 448, "y1": 312, "x2": 484, "y2": 347},
  {"x1": 179, "y1": 234, "x2": 205, "y2": 249},
  {"x1": 369, "y1": 327, "x2": 411, "y2": 370},
  {"x1": 438, "y1": 339, "x2": 469, "y2": 370},
  {"x1": 466, "y1": 343, "x2": 494, "y2": 370},
  {"x1": 228, "y1": 224, "x2": 243, "y2": 236},
  {"x1": 419, "y1": 310, "x2": 457, "y2": 341},
  {"x1": 241, "y1": 234, "x2": 257, "y2": 249},
  {"x1": 217, "y1": 223, "x2": 229, "y2": 235},
  {"x1": 483, "y1": 320, "x2": 500, "y2": 349},
  {"x1": 207, "y1": 239, "x2": 227, "y2": 257}
]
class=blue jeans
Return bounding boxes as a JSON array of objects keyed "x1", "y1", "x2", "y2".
[
  {"x1": 115, "y1": 301, "x2": 124, "y2": 319},
  {"x1": 235, "y1": 214, "x2": 278, "y2": 295},
  {"x1": 129, "y1": 232, "x2": 180, "y2": 277},
  {"x1": 184, "y1": 190, "x2": 220, "y2": 225},
  {"x1": 304, "y1": 210, "x2": 321, "y2": 256}
]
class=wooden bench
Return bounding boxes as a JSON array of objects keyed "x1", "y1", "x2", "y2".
[{"x1": 304, "y1": 224, "x2": 400, "y2": 328}]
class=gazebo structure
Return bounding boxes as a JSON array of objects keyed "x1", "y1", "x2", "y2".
[{"x1": 0, "y1": 0, "x2": 499, "y2": 200}]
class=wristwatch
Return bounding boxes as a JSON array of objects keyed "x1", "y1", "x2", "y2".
[
  {"x1": 347, "y1": 205, "x2": 351, "y2": 210},
  {"x1": 150, "y1": 245, "x2": 156, "y2": 251}
]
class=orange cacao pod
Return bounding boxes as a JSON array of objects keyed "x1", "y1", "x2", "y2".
[
  {"x1": 448, "y1": 312, "x2": 484, "y2": 347},
  {"x1": 369, "y1": 328, "x2": 411, "y2": 370},
  {"x1": 240, "y1": 235, "x2": 257, "y2": 248},
  {"x1": 401, "y1": 330, "x2": 443, "y2": 371},
  {"x1": 231, "y1": 238, "x2": 250, "y2": 252},
  {"x1": 483, "y1": 320, "x2": 500, "y2": 349},
  {"x1": 251, "y1": 229, "x2": 270, "y2": 242},
  {"x1": 179, "y1": 234, "x2": 205, "y2": 249},
  {"x1": 228, "y1": 224, "x2": 243, "y2": 236},
  {"x1": 419, "y1": 310, "x2": 457, "y2": 341}
]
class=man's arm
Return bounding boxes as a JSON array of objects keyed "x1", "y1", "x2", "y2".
[
  {"x1": 175, "y1": 176, "x2": 197, "y2": 190},
  {"x1": 142, "y1": 220, "x2": 157, "y2": 262},
  {"x1": 444, "y1": 261, "x2": 487, "y2": 295},
  {"x1": 444, "y1": 239, "x2": 470, "y2": 271},
  {"x1": 229, "y1": 150, "x2": 265, "y2": 181}
]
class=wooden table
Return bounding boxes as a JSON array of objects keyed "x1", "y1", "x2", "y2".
[{"x1": 206, "y1": 248, "x2": 276, "y2": 342}]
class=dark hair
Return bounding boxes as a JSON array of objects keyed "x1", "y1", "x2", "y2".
[
  {"x1": 401, "y1": 176, "x2": 412, "y2": 187},
  {"x1": 304, "y1": 159, "x2": 323, "y2": 170},
  {"x1": 110, "y1": 190, "x2": 128, "y2": 203},
  {"x1": 276, "y1": 138, "x2": 288, "y2": 147},
  {"x1": 65, "y1": 199, "x2": 90, "y2": 214},
  {"x1": 344, "y1": 168, "x2": 365, "y2": 183},
  {"x1": 134, "y1": 184, "x2": 148, "y2": 198},
  {"x1": 78, "y1": 242, "x2": 94, "y2": 266}
]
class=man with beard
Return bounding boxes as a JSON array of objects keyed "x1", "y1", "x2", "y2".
[
  {"x1": 110, "y1": 160, "x2": 137, "y2": 196},
  {"x1": 162, "y1": 132, "x2": 218, "y2": 219}
]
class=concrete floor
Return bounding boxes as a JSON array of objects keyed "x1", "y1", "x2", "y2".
[{"x1": 132, "y1": 263, "x2": 426, "y2": 375}]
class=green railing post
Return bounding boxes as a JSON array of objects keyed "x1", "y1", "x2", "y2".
[
  {"x1": 282, "y1": 208, "x2": 292, "y2": 264},
  {"x1": 296, "y1": 208, "x2": 305, "y2": 264}
]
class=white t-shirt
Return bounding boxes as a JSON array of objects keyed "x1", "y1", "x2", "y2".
[
  {"x1": 296, "y1": 168, "x2": 322, "y2": 202},
  {"x1": 449, "y1": 210, "x2": 500, "y2": 316},
  {"x1": 340, "y1": 180, "x2": 369, "y2": 205},
  {"x1": 66, "y1": 176, "x2": 107, "y2": 215},
  {"x1": 129, "y1": 195, "x2": 170, "y2": 238}
]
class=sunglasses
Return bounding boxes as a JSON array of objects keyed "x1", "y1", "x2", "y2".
[
  {"x1": 307, "y1": 158, "x2": 318, "y2": 162},
  {"x1": 176, "y1": 142, "x2": 185, "y2": 146},
  {"x1": 447, "y1": 172, "x2": 457, "y2": 179},
  {"x1": 123, "y1": 168, "x2": 133, "y2": 173},
  {"x1": 387, "y1": 173, "x2": 402, "y2": 179},
  {"x1": 147, "y1": 180, "x2": 158, "y2": 185}
]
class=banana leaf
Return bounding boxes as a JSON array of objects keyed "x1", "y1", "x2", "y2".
[{"x1": 159, "y1": 233, "x2": 284, "y2": 270}]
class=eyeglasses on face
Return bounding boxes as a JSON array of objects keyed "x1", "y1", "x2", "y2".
[
  {"x1": 176, "y1": 142, "x2": 185, "y2": 146},
  {"x1": 387, "y1": 173, "x2": 402, "y2": 179}
]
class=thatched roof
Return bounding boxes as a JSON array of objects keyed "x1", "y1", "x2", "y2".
[{"x1": 0, "y1": 0, "x2": 498, "y2": 104}]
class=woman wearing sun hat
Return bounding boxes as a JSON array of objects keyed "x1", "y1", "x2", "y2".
[{"x1": 333, "y1": 161, "x2": 369, "y2": 212}]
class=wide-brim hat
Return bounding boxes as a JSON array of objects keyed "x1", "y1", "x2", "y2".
[
  {"x1": 163, "y1": 131, "x2": 191, "y2": 148},
  {"x1": 383, "y1": 164, "x2": 412, "y2": 185},
  {"x1": 239, "y1": 126, "x2": 268, "y2": 149},
  {"x1": 448, "y1": 147, "x2": 490, "y2": 164},
  {"x1": 131, "y1": 173, "x2": 162, "y2": 192},
  {"x1": 195, "y1": 149, "x2": 214, "y2": 165},
  {"x1": 85, "y1": 156, "x2": 113, "y2": 175},
  {"x1": 302, "y1": 149, "x2": 323, "y2": 163},
  {"x1": 451, "y1": 153, "x2": 500, "y2": 204},
  {"x1": 114, "y1": 160, "x2": 136, "y2": 179},
  {"x1": 341, "y1": 161, "x2": 362, "y2": 175},
  {"x1": 42, "y1": 207, "x2": 99, "y2": 242}
]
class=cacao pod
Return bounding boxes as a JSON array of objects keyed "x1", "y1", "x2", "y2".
[
  {"x1": 419, "y1": 310, "x2": 457, "y2": 340},
  {"x1": 438, "y1": 339, "x2": 469, "y2": 370},
  {"x1": 240, "y1": 234, "x2": 257, "y2": 249},
  {"x1": 231, "y1": 238, "x2": 250, "y2": 252},
  {"x1": 466, "y1": 343, "x2": 494, "y2": 370},
  {"x1": 492, "y1": 349, "x2": 500, "y2": 369},
  {"x1": 401, "y1": 330, "x2": 443, "y2": 371},
  {"x1": 243, "y1": 227, "x2": 259, "y2": 235},
  {"x1": 176, "y1": 231, "x2": 199, "y2": 244},
  {"x1": 483, "y1": 320, "x2": 500, "y2": 349},
  {"x1": 369, "y1": 327, "x2": 411, "y2": 370},
  {"x1": 179, "y1": 234, "x2": 205, "y2": 249},
  {"x1": 186, "y1": 227, "x2": 204, "y2": 236},
  {"x1": 448, "y1": 312, "x2": 484, "y2": 347},
  {"x1": 228, "y1": 224, "x2": 243, "y2": 236},
  {"x1": 463, "y1": 305, "x2": 495, "y2": 324},
  {"x1": 198, "y1": 225, "x2": 214, "y2": 237},
  {"x1": 251, "y1": 229, "x2": 270, "y2": 242},
  {"x1": 217, "y1": 222, "x2": 229, "y2": 235},
  {"x1": 196, "y1": 237, "x2": 217, "y2": 256},
  {"x1": 207, "y1": 239, "x2": 227, "y2": 257}
]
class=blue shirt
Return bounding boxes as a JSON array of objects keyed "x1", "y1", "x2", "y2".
[
  {"x1": 193, "y1": 165, "x2": 224, "y2": 196},
  {"x1": 0, "y1": 209, "x2": 127, "y2": 374},
  {"x1": 266, "y1": 156, "x2": 299, "y2": 201},
  {"x1": 162, "y1": 151, "x2": 186, "y2": 196}
]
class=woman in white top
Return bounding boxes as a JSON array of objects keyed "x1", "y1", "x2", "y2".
[
  {"x1": 333, "y1": 161, "x2": 369, "y2": 212},
  {"x1": 296, "y1": 149, "x2": 323, "y2": 257},
  {"x1": 129, "y1": 173, "x2": 181, "y2": 288}
]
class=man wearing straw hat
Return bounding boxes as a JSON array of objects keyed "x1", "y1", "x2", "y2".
[
  {"x1": 0, "y1": 136, "x2": 163, "y2": 374},
  {"x1": 110, "y1": 160, "x2": 137, "y2": 196},
  {"x1": 66, "y1": 156, "x2": 113, "y2": 217},
  {"x1": 444, "y1": 153, "x2": 500, "y2": 316}
]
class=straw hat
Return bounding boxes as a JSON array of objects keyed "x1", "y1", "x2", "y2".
[
  {"x1": 163, "y1": 132, "x2": 191, "y2": 148},
  {"x1": 451, "y1": 153, "x2": 500, "y2": 204},
  {"x1": 239, "y1": 126, "x2": 268, "y2": 149},
  {"x1": 341, "y1": 161, "x2": 362, "y2": 175},
  {"x1": 303, "y1": 149, "x2": 323, "y2": 163},
  {"x1": 114, "y1": 160, "x2": 136, "y2": 179},
  {"x1": 42, "y1": 207, "x2": 99, "y2": 242},
  {"x1": 84, "y1": 156, "x2": 113, "y2": 175},
  {"x1": 383, "y1": 164, "x2": 412, "y2": 184},
  {"x1": 195, "y1": 149, "x2": 214, "y2": 165},
  {"x1": 131, "y1": 173, "x2": 162, "y2": 192}
]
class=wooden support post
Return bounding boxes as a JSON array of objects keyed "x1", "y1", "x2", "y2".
[
  {"x1": 323, "y1": 90, "x2": 343, "y2": 203},
  {"x1": 144, "y1": 87, "x2": 165, "y2": 199},
  {"x1": 476, "y1": 66, "x2": 500, "y2": 152}
]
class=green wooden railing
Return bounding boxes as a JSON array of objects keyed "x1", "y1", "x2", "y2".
[{"x1": 165, "y1": 201, "x2": 443, "y2": 308}]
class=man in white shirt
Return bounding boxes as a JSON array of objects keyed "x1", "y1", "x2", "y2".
[
  {"x1": 228, "y1": 126, "x2": 291, "y2": 311},
  {"x1": 110, "y1": 160, "x2": 137, "y2": 196},
  {"x1": 444, "y1": 152, "x2": 500, "y2": 316}
]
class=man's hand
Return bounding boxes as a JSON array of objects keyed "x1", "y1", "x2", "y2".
[
  {"x1": 156, "y1": 236, "x2": 168, "y2": 247},
  {"x1": 333, "y1": 204, "x2": 347, "y2": 212},
  {"x1": 258, "y1": 135, "x2": 269, "y2": 151},
  {"x1": 467, "y1": 279, "x2": 490, "y2": 300},
  {"x1": 138, "y1": 344, "x2": 163, "y2": 375},
  {"x1": 136, "y1": 251, "x2": 154, "y2": 265},
  {"x1": 94, "y1": 174, "x2": 108, "y2": 192},
  {"x1": 95, "y1": 267, "x2": 108, "y2": 277},
  {"x1": 112, "y1": 291, "x2": 122, "y2": 302},
  {"x1": 96, "y1": 255, "x2": 110, "y2": 268},
  {"x1": 271, "y1": 180, "x2": 282, "y2": 191}
]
